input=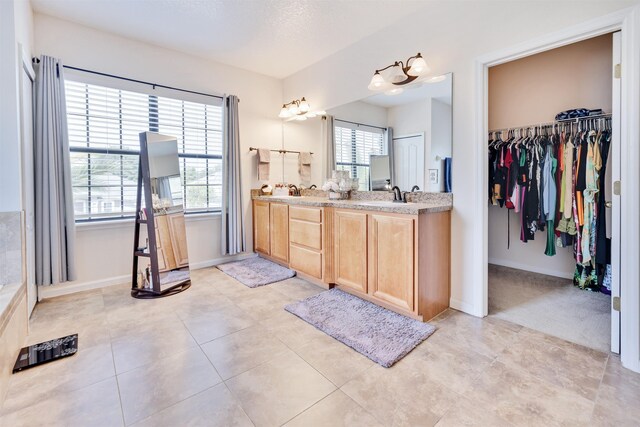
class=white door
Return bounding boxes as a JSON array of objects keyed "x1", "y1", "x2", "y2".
[
  {"x1": 610, "y1": 31, "x2": 621, "y2": 354},
  {"x1": 19, "y1": 50, "x2": 37, "y2": 316},
  {"x1": 393, "y1": 134, "x2": 425, "y2": 192}
]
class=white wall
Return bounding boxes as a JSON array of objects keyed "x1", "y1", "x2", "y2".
[
  {"x1": 328, "y1": 100, "x2": 388, "y2": 128},
  {"x1": 34, "y1": 13, "x2": 283, "y2": 296},
  {"x1": 430, "y1": 98, "x2": 452, "y2": 192},
  {"x1": 283, "y1": 0, "x2": 639, "y2": 315},
  {"x1": 281, "y1": 119, "x2": 324, "y2": 187}
]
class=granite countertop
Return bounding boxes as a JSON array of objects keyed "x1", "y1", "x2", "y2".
[{"x1": 252, "y1": 194, "x2": 452, "y2": 214}]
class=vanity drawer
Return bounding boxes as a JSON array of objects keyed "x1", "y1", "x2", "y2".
[
  {"x1": 289, "y1": 206, "x2": 322, "y2": 223},
  {"x1": 290, "y1": 244, "x2": 322, "y2": 279},
  {"x1": 289, "y1": 219, "x2": 322, "y2": 250}
]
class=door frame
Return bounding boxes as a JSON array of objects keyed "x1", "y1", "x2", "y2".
[{"x1": 473, "y1": 7, "x2": 640, "y2": 372}]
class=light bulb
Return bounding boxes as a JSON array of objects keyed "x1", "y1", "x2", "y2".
[
  {"x1": 407, "y1": 55, "x2": 430, "y2": 76},
  {"x1": 299, "y1": 97, "x2": 310, "y2": 113},
  {"x1": 368, "y1": 72, "x2": 386, "y2": 90},
  {"x1": 278, "y1": 105, "x2": 290, "y2": 118},
  {"x1": 288, "y1": 103, "x2": 299, "y2": 115},
  {"x1": 389, "y1": 63, "x2": 407, "y2": 83},
  {"x1": 385, "y1": 87, "x2": 404, "y2": 96}
]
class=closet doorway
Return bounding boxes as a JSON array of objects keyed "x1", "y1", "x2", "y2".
[{"x1": 486, "y1": 32, "x2": 620, "y2": 354}]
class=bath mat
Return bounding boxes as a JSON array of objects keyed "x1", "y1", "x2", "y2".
[
  {"x1": 285, "y1": 289, "x2": 435, "y2": 367},
  {"x1": 217, "y1": 257, "x2": 295, "y2": 288}
]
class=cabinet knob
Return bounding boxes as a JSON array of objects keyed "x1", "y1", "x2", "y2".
[{"x1": 605, "y1": 201, "x2": 613, "y2": 208}]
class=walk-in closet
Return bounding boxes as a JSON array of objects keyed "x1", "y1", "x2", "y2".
[{"x1": 487, "y1": 33, "x2": 619, "y2": 353}]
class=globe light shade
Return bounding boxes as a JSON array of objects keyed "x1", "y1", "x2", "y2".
[
  {"x1": 367, "y1": 72, "x2": 386, "y2": 90},
  {"x1": 407, "y1": 55, "x2": 430, "y2": 76},
  {"x1": 288, "y1": 103, "x2": 299, "y2": 115},
  {"x1": 389, "y1": 64, "x2": 407, "y2": 83},
  {"x1": 278, "y1": 105, "x2": 291, "y2": 118},
  {"x1": 299, "y1": 97, "x2": 310, "y2": 113},
  {"x1": 295, "y1": 115, "x2": 307, "y2": 121}
]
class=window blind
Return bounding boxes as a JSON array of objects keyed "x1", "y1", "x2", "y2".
[
  {"x1": 334, "y1": 121, "x2": 386, "y2": 190},
  {"x1": 65, "y1": 79, "x2": 223, "y2": 221}
]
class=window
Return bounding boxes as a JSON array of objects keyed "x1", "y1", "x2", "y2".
[
  {"x1": 334, "y1": 121, "x2": 386, "y2": 190},
  {"x1": 65, "y1": 80, "x2": 223, "y2": 221}
]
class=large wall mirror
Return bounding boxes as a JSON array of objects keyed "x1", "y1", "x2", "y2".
[{"x1": 282, "y1": 73, "x2": 452, "y2": 192}]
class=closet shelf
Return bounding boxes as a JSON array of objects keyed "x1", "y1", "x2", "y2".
[{"x1": 489, "y1": 112, "x2": 612, "y2": 133}]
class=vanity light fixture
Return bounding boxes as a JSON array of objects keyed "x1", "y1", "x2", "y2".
[
  {"x1": 278, "y1": 97, "x2": 324, "y2": 120},
  {"x1": 368, "y1": 52, "x2": 431, "y2": 92}
]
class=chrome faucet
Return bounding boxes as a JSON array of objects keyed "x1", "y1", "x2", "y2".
[{"x1": 391, "y1": 186, "x2": 406, "y2": 203}]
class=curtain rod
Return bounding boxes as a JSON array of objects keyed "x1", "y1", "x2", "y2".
[
  {"x1": 489, "y1": 113, "x2": 611, "y2": 133},
  {"x1": 249, "y1": 147, "x2": 313, "y2": 155},
  {"x1": 32, "y1": 57, "x2": 227, "y2": 101},
  {"x1": 333, "y1": 118, "x2": 387, "y2": 131}
]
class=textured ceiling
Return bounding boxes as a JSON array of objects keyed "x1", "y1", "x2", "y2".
[{"x1": 32, "y1": 0, "x2": 429, "y2": 79}]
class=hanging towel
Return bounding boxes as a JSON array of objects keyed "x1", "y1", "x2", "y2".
[
  {"x1": 257, "y1": 148, "x2": 270, "y2": 181},
  {"x1": 299, "y1": 152, "x2": 312, "y2": 186},
  {"x1": 444, "y1": 157, "x2": 452, "y2": 192}
]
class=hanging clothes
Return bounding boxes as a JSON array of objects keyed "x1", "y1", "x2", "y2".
[{"x1": 488, "y1": 115, "x2": 612, "y2": 294}]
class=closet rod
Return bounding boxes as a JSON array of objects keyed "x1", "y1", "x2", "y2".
[
  {"x1": 489, "y1": 113, "x2": 612, "y2": 133},
  {"x1": 249, "y1": 147, "x2": 313, "y2": 155}
]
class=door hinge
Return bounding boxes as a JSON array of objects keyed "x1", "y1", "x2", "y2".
[
  {"x1": 613, "y1": 296, "x2": 621, "y2": 312},
  {"x1": 614, "y1": 64, "x2": 621, "y2": 79},
  {"x1": 613, "y1": 181, "x2": 621, "y2": 196}
]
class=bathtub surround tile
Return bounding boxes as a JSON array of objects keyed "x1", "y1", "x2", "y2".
[{"x1": 0, "y1": 212, "x2": 23, "y2": 287}]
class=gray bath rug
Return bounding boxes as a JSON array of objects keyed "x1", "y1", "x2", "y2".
[
  {"x1": 285, "y1": 289, "x2": 436, "y2": 367},
  {"x1": 217, "y1": 257, "x2": 296, "y2": 288}
]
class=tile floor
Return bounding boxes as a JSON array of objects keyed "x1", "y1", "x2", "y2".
[{"x1": 1, "y1": 267, "x2": 639, "y2": 426}]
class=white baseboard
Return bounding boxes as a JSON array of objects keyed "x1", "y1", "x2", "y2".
[
  {"x1": 38, "y1": 252, "x2": 258, "y2": 300},
  {"x1": 449, "y1": 298, "x2": 478, "y2": 316},
  {"x1": 488, "y1": 258, "x2": 574, "y2": 280}
]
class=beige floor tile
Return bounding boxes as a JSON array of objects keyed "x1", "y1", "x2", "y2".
[
  {"x1": 294, "y1": 333, "x2": 374, "y2": 387},
  {"x1": 284, "y1": 390, "x2": 383, "y2": 427},
  {"x1": 111, "y1": 320, "x2": 198, "y2": 373},
  {"x1": 341, "y1": 359, "x2": 458, "y2": 426},
  {"x1": 435, "y1": 395, "x2": 512, "y2": 427},
  {"x1": 235, "y1": 288, "x2": 296, "y2": 321},
  {"x1": 269, "y1": 278, "x2": 325, "y2": 300},
  {"x1": 498, "y1": 327, "x2": 607, "y2": 401},
  {"x1": 171, "y1": 291, "x2": 235, "y2": 319},
  {"x1": 117, "y1": 347, "x2": 222, "y2": 425},
  {"x1": 261, "y1": 310, "x2": 328, "y2": 350},
  {"x1": 201, "y1": 325, "x2": 289, "y2": 380},
  {"x1": 133, "y1": 383, "x2": 253, "y2": 427},
  {"x1": 463, "y1": 360, "x2": 594, "y2": 426},
  {"x1": 26, "y1": 314, "x2": 111, "y2": 350},
  {"x1": 429, "y1": 310, "x2": 521, "y2": 359},
  {"x1": 31, "y1": 289, "x2": 105, "y2": 323},
  {"x1": 591, "y1": 355, "x2": 640, "y2": 426},
  {"x1": 0, "y1": 377, "x2": 123, "y2": 427},
  {"x1": 226, "y1": 350, "x2": 336, "y2": 427},
  {"x1": 180, "y1": 303, "x2": 255, "y2": 345},
  {"x1": 2, "y1": 343, "x2": 115, "y2": 415}
]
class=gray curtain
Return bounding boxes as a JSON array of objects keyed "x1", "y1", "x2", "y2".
[
  {"x1": 221, "y1": 95, "x2": 245, "y2": 255},
  {"x1": 385, "y1": 127, "x2": 395, "y2": 186},
  {"x1": 34, "y1": 55, "x2": 76, "y2": 285},
  {"x1": 323, "y1": 115, "x2": 335, "y2": 179}
]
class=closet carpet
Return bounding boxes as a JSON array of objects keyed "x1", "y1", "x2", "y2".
[{"x1": 488, "y1": 264, "x2": 611, "y2": 353}]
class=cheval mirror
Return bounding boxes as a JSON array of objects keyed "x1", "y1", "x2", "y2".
[{"x1": 131, "y1": 131, "x2": 191, "y2": 298}]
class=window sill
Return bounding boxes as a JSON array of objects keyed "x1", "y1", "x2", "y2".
[{"x1": 75, "y1": 211, "x2": 221, "y2": 231}]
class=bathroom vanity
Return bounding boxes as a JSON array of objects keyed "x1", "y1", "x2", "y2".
[{"x1": 252, "y1": 193, "x2": 452, "y2": 321}]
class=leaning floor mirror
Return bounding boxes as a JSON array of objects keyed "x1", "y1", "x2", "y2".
[{"x1": 131, "y1": 131, "x2": 191, "y2": 298}]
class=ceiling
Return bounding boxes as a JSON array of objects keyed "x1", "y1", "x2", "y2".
[
  {"x1": 31, "y1": 0, "x2": 429, "y2": 79},
  {"x1": 364, "y1": 73, "x2": 452, "y2": 107}
]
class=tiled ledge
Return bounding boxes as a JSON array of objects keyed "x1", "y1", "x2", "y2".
[{"x1": 0, "y1": 283, "x2": 26, "y2": 337}]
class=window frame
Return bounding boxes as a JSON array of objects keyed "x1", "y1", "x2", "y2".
[
  {"x1": 333, "y1": 119, "x2": 386, "y2": 190},
  {"x1": 65, "y1": 73, "x2": 224, "y2": 223}
]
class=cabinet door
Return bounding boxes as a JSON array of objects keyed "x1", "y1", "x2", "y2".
[
  {"x1": 270, "y1": 203, "x2": 289, "y2": 263},
  {"x1": 369, "y1": 214, "x2": 415, "y2": 312},
  {"x1": 290, "y1": 245, "x2": 322, "y2": 279},
  {"x1": 168, "y1": 213, "x2": 189, "y2": 267},
  {"x1": 253, "y1": 200, "x2": 270, "y2": 255},
  {"x1": 334, "y1": 210, "x2": 368, "y2": 293}
]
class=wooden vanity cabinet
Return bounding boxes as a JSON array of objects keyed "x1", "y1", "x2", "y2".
[
  {"x1": 368, "y1": 213, "x2": 415, "y2": 312},
  {"x1": 333, "y1": 210, "x2": 368, "y2": 293},
  {"x1": 269, "y1": 202, "x2": 289, "y2": 263},
  {"x1": 253, "y1": 200, "x2": 270, "y2": 255},
  {"x1": 289, "y1": 206, "x2": 323, "y2": 280}
]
